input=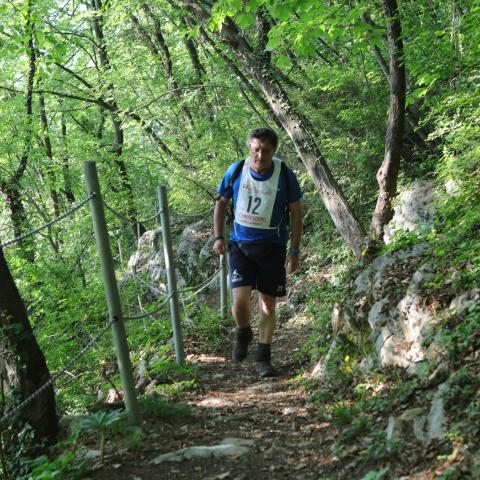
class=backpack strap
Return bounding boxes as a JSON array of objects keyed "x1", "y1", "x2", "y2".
[
  {"x1": 229, "y1": 160, "x2": 245, "y2": 190},
  {"x1": 280, "y1": 162, "x2": 291, "y2": 223}
]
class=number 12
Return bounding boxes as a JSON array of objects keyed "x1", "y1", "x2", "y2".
[{"x1": 247, "y1": 196, "x2": 261, "y2": 214}]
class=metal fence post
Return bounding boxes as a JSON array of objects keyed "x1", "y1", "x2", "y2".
[
  {"x1": 220, "y1": 253, "x2": 228, "y2": 321},
  {"x1": 83, "y1": 161, "x2": 141, "y2": 427},
  {"x1": 220, "y1": 215, "x2": 229, "y2": 321},
  {"x1": 157, "y1": 186, "x2": 185, "y2": 366}
]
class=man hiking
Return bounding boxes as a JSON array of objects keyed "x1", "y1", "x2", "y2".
[{"x1": 213, "y1": 127, "x2": 303, "y2": 377}]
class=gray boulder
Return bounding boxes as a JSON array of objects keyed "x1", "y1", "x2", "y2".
[
  {"x1": 384, "y1": 180, "x2": 437, "y2": 244},
  {"x1": 123, "y1": 220, "x2": 219, "y2": 298}
]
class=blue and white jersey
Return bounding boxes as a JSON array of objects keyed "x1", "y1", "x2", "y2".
[{"x1": 217, "y1": 158, "x2": 302, "y2": 245}]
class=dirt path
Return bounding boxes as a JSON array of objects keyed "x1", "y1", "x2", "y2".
[{"x1": 90, "y1": 315, "x2": 341, "y2": 480}]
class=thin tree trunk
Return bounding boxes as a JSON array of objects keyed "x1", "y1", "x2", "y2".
[
  {"x1": 186, "y1": 4, "x2": 365, "y2": 257},
  {"x1": 90, "y1": 0, "x2": 145, "y2": 236},
  {"x1": 0, "y1": 248, "x2": 58, "y2": 442},
  {"x1": 60, "y1": 113, "x2": 76, "y2": 203},
  {"x1": 38, "y1": 94, "x2": 61, "y2": 217},
  {"x1": 370, "y1": 0, "x2": 406, "y2": 238},
  {"x1": 362, "y1": 12, "x2": 428, "y2": 147},
  {"x1": 182, "y1": 32, "x2": 215, "y2": 121},
  {"x1": 141, "y1": 3, "x2": 194, "y2": 130},
  {"x1": 0, "y1": 2, "x2": 36, "y2": 261}
]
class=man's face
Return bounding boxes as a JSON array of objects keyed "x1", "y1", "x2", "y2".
[{"x1": 248, "y1": 138, "x2": 276, "y2": 173}]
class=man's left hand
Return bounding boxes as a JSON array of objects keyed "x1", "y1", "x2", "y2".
[{"x1": 285, "y1": 253, "x2": 299, "y2": 274}]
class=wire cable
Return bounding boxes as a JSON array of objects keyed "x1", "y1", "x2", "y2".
[
  {"x1": 123, "y1": 293, "x2": 173, "y2": 320},
  {"x1": 0, "y1": 195, "x2": 95, "y2": 249},
  {"x1": 0, "y1": 319, "x2": 112, "y2": 426}
]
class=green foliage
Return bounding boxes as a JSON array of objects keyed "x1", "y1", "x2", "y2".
[
  {"x1": 363, "y1": 430, "x2": 403, "y2": 462},
  {"x1": 184, "y1": 304, "x2": 230, "y2": 348},
  {"x1": 360, "y1": 467, "x2": 390, "y2": 480},
  {"x1": 72, "y1": 410, "x2": 125, "y2": 461},
  {"x1": 147, "y1": 344, "x2": 195, "y2": 382},
  {"x1": 439, "y1": 304, "x2": 480, "y2": 362},
  {"x1": 152, "y1": 380, "x2": 197, "y2": 400},
  {"x1": 19, "y1": 451, "x2": 87, "y2": 480},
  {"x1": 442, "y1": 368, "x2": 479, "y2": 412},
  {"x1": 139, "y1": 394, "x2": 191, "y2": 419}
]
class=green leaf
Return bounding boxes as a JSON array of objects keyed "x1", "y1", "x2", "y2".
[
  {"x1": 271, "y1": 4, "x2": 291, "y2": 21},
  {"x1": 361, "y1": 467, "x2": 390, "y2": 480},
  {"x1": 276, "y1": 54, "x2": 292, "y2": 70},
  {"x1": 236, "y1": 13, "x2": 254, "y2": 29},
  {"x1": 265, "y1": 34, "x2": 282, "y2": 51}
]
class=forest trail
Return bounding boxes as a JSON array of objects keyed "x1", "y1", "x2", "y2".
[{"x1": 90, "y1": 311, "x2": 340, "y2": 480}]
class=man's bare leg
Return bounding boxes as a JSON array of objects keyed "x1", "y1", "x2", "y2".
[
  {"x1": 231, "y1": 286, "x2": 253, "y2": 361},
  {"x1": 232, "y1": 286, "x2": 252, "y2": 328},
  {"x1": 256, "y1": 292, "x2": 278, "y2": 377},
  {"x1": 258, "y1": 292, "x2": 277, "y2": 343}
]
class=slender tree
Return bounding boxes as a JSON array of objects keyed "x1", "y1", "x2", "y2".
[
  {"x1": 89, "y1": 0, "x2": 145, "y2": 236},
  {"x1": 370, "y1": 0, "x2": 406, "y2": 238},
  {"x1": 0, "y1": 0, "x2": 38, "y2": 261}
]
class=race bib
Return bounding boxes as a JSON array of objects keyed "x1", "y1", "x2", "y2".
[{"x1": 235, "y1": 157, "x2": 282, "y2": 230}]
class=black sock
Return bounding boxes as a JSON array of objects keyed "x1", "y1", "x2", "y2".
[
  {"x1": 255, "y1": 343, "x2": 271, "y2": 362},
  {"x1": 236, "y1": 325, "x2": 252, "y2": 339}
]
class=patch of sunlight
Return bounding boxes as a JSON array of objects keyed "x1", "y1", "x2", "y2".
[{"x1": 186, "y1": 354, "x2": 227, "y2": 364}]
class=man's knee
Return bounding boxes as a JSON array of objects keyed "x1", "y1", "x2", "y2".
[
  {"x1": 232, "y1": 298, "x2": 250, "y2": 317},
  {"x1": 259, "y1": 294, "x2": 276, "y2": 317},
  {"x1": 232, "y1": 287, "x2": 251, "y2": 316}
]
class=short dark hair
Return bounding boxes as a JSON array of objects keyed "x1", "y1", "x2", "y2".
[{"x1": 246, "y1": 127, "x2": 278, "y2": 150}]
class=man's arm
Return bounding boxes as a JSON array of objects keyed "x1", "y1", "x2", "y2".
[
  {"x1": 213, "y1": 196, "x2": 228, "y2": 255},
  {"x1": 286, "y1": 199, "x2": 302, "y2": 273}
]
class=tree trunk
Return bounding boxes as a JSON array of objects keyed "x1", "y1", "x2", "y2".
[
  {"x1": 138, "y1": 3, "x2": 193, "y2": 130},
  {"x1": 90, "y1": 0, "x2": 145, "y2": 237},
  {"x1": 0, "y1": 248, "x2": 58, "y2": 442},
  {"x1": 0, "y1": 4, "x2": 37, "y2": 261},
  {"x1": 199, "y1": 25, "x2": 284, "y2": 131},
  {"x1": 187, "y1": 5, "x2": 365, "y2": 257},
  {"x1": 60, "y1": 113, "x2": 76, "y2": 203},
  {"x1": 38, "y1": 94, "x2": 61, "y2": 217},
  {"x1": 370, "y1": 0, "x2": 406, "y2": 238}
]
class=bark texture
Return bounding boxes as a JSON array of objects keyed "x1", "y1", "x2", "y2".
[
  {"x1": 370, "y1": 0, "x2": 406, "y2": 237},
  {"x1": 0, "y1": 248, "x2": 58, "y2": 441}
]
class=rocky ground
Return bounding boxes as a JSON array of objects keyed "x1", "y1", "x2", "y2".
[
  {"x1": 89, "y1": 313, "x2": 339, "y2": 479},
  {"x1": 85, "y1": 310, "x2": 468, "y2": 480}
]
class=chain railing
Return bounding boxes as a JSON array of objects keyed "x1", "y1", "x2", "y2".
[
  {"x1": 0, "y1": 163, "x2": 228, "y2": 431},
  {"x1": 0, "y1": 195, "x2": 95, "y2": 250},
  {"x1": 0, "y1": 320, "x2": 112, "y2": 427}
]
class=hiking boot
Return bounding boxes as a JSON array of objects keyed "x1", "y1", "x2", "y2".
[
  {"x1": 232, "y1": 326, "x2": 253, "y2": 362},
  {"x1": 255, "y1": 361, "x2": 277, "y2": 378}
]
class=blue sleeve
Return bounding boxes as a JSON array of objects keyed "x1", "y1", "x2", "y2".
[
  {"x1": 216, "y1": 161, "x2": 242, "y2": 200},
  {"x1": 287, "y1": 168, "x2": 303, "y2": 204}
]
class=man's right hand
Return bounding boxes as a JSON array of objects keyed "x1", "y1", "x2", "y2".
[{"x1": 213, "y1": 238, "x2": 226, "y2": 255}]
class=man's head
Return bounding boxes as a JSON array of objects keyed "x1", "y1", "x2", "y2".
[
  {"x1": 246, "y1": 127, "x2": 278, "y2": 174},
  {"x1": 246, "y1": 127, "x2": 278, "y2": 150}
]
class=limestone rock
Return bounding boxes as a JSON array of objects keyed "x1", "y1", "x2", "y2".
[
  {"x1": 386, "y1": 407, "x2": 427, "y2": 445},
  {"x1": 123, "y1": 219, "x2": 220, "y2": 299},
  {"x1": 426, "y1": 383, "x2": 448, "y2": 443},
  {"x1": 150, "y1": 438, "x2": 254, "y2": 464},
  {"x1": 449, "y1": 289, "x2": 480, "y2": 318},
  {"x1": 385, "y1": 383, "x2": 448, "y2": 447},
  {"x1": 384, "y1": 180, "x2": 436, "y2": 244}
]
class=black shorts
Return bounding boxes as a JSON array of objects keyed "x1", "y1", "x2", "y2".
[{"x1": 228, "y1": 241, "x2": 287, "y2": 297}]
